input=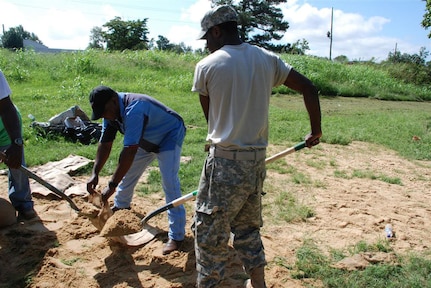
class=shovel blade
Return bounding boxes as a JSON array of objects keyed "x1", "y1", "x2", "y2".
[
  {"x1": 88, "y1": 191, "x2": 103, "y2": 208},
  {"x1": 111, "y1": 224, "x2": 161, "y2": 246}
]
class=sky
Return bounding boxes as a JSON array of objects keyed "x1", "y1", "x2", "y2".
[{"x1": 1, "y1": 0, "x2": 430, "y2": 62}]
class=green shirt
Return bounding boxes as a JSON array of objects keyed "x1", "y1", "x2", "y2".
[{"x1": 0, "y1": 106, "x2": 22, "y2": 146}]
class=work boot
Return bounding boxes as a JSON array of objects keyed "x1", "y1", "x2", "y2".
[
  {"x1": 162, "y1": 239, "x2": 183, "y2": 255},
  {"x1": 17, "y1": 208, "x2": 38, "y2": 220},
  {"x1": 245, "y1": 266, "x2": 266, "y2": 288}
]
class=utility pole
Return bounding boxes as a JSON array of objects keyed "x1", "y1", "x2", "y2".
[{"x1": 327, "y1": 7, "x2": 334, "y2": 61}]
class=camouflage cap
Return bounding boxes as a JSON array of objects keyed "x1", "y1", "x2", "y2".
[{"x1": 198, "y1": 5, "x2": 238, "y2": 40}]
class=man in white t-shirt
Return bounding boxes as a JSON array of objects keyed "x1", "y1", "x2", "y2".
[
  {"x1": 0, "y1": 70, "x2": 36, "y2": 220},
  {"x1": 191, "y1": 5, "x2": 322, "y2": 288}
]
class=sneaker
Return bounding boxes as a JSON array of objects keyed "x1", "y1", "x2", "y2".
[
  {"x1": 111, "y1": 206, "x2": 131, "y2": 213},
  {"x1": 18, "y1": 208, "x2": 38, "y2": 220}
]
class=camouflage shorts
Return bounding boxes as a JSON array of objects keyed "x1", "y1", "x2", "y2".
[{"x1": 194, "y1": 152, "x2": 267, "y2": 287}]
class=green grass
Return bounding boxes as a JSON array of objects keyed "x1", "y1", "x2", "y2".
[
  {"x1": 61, "y1": 257, "x2": 81, "y2": 266},
  {"x1": 286, "y1": 239, "x2": 431, "y2": 288},
  {"x1": 1, "y1": 48, "x2": 431, "y2": 287},
  {"x1": 273, "y1": 190, "x2": 315, "y2": 222},
  {"x1": 332, "y1": 168, "x2": 404, "y2": 185}
]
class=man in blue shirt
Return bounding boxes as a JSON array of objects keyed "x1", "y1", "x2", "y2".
[{"x1": 86, "y1": 86, "x2": 186, "y2": 254}]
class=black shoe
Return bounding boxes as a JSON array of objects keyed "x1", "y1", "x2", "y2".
[
  {"x1": 111, "y1": 206, "x2": 131, "y2": 213},
  {"x1": 18, "y1": 208, "x2": 38, "y2": 220}
]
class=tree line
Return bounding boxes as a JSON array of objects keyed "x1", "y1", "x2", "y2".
[
  {"x1": 1, "y1": 0, "x2": 311, "y2": 55},
  {"x1": 1, "y1": 0, "x2": 431, "y2": 68}
]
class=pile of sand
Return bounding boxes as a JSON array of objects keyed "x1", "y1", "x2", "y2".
[{"x1": 100, "y1": 209, "x2": 143, "y2": 237}]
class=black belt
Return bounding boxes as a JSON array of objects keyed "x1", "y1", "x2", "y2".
[{"x1": 210, "y1": 147, "x2": 266, "y2": 161}]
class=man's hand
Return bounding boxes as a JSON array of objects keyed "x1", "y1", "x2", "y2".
[
  {"x1": 101, "y1": 185, "x2": 116, "y2": 203},
  {"x1": 87, "y1": 174, "x2": 99, "y2": 195},
  {"x1": 304, "y1": 132, "x2": 322, "y2": 148},
  {"x1": 4, "y1": 144, "x2": 23, "y2": 169}
]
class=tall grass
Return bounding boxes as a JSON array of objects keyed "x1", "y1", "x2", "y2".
[{"x1": 277, "y1": 55, "x2": 431, "y2": 101}]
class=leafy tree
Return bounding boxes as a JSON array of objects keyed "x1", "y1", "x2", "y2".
[
  {"x1": 1, "y1": 25, "x2": 42, "y2": 49},
  {"x1": 1, "y1": 29, "x2": 23, "y2": 49},
  {"x1": 334, "y1": 55, "x2": 349, "y2": 63},
  {"x1": 288, "y1": 38, "x2": 309, "y2": 55},
  {"x1": 422, "y1": 0, "x2": 431, "y2": 38},
  {"x1": 156, "y1": 35, "x2": 174, "y2": 51},
  {"x1": 88, "y1": 26, "x2": 104, "y2": 49},
  {"x1": 102, "y1": 17, "x2": 149, "y2": 51},
  {"x1": 171, "y1": 42, "x2": 193, "y2": 54},
  {"x1": 387, "y1": 47, "x2": 429, "y2": 66},
  {"x1": 211, "y1": 0, "x2": 289, "y2": 50},
  {"x1": 16, "y1": 25, "x2": 42, "y2": 43},
  {"x1": 384, "y1": 47, "x2": 431, "y2": 85},
  {"x1": 155, "y1": 36, "x2": 193, "y2": 54}
]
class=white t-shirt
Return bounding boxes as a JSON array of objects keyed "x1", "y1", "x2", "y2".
[
  {"x1": 0, "y1": 71, "x2": 12, "y2": 100},
  {"x1": 192, "y1": 43, "x2": 291, "y2": 149}
]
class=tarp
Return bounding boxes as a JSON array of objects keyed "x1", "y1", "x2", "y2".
[{"x1": 30, "y1": 155, "x2": 93, "y2": 198}]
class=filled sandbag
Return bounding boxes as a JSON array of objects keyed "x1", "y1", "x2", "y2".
[{"x1": 0, "y1": 197, "x2": 16, "y2": 227}]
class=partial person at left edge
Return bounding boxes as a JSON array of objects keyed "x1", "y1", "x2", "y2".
[{"x1": 0, "y1": 70, "x2": 37, "y2": 220}]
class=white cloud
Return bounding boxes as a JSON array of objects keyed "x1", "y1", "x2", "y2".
[
  {"x1": 167, "y1": 25, "x2": 205, "y2": 50},
  {"x1": 180, "y1": 0, "x2": 211, "y2": 23},
  {"x1": 0, "y1": 1, "x2": 123, "y2": 50},
  {"x1": 279, "y1": 3, "x2": 395, "y2": 60},
  {"x1": 166, "y1": 0, "x2": 211, "y2": 50}
]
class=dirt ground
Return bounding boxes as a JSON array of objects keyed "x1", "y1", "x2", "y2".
[{"x1": 0, "y1": 141, "x2": 431, "y2": 288}]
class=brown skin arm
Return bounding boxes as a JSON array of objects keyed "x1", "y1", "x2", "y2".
[
  {"x1": 199, "y1": 94, "x2": 211, "y2": 151},
  {"x1": 87, "y1": 141, "x2": 113, "y2": 194},
  {"x1": 0, "y1": 96, "x2": 23, "y2": 169},
  {"x1": 100, "y1": 145, "x2": 139, "y2": 202},
  {"x1": 284, "y1": 69, "x2": 322, "y2": 147},
  {"x1": 199, "y1": 94, "x2": 210, "y2": 123}
]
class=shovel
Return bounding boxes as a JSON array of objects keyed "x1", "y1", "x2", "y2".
[
  {"x1": 0, "y1": 152, "x2": 80, "y2": 212},
  {"x1": 140, "y1": 141, "x2": 306, "y2": 225},
  {"x1": 108, "y1": 141, "x2": 307, "y2": 246},
  {"x1": 88, "y1": 195, "x2": 162, "y2": 246}
]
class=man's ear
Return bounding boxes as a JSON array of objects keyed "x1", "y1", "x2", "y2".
[
  {"x1": 212, "y1": 25, "x2": 222, "y2": 37},
  {"x1": 111, "y1": 96, "x2": 119, "y2": 107}
]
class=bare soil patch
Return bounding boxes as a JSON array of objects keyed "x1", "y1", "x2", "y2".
[{"x1": 0, "y1": 141, "x2": 430, "y2": 287}]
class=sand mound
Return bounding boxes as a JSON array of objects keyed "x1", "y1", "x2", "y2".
[{"x1": 100, "y1": 209, "x2": 143, "y2": 237}]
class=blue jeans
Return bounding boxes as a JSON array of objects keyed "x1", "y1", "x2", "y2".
[
  {"x1": 114, "y1": 145, "x2": 186, "y2": 241},
  {"x1": 0, "y1": 144, "x2": 33, "y2": 212}
]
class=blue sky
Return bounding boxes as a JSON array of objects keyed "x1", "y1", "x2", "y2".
[{"x1": 1, "y1": 0, "x2": 429, "y2": 62}]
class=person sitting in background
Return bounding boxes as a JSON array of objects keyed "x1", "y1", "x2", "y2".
[{"x1": 0, "y1": 70, "x2": 37, "y2": 220}]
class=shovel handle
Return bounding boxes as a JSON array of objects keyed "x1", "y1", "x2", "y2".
[
  {"x1": 265, "y1": 141, "x2": 306, "y2": 164},
  {"x1": 0, "y1": 151, "x2": 80, "y2": 212},
  {"x1": 141, "y1": 190, "x2": 198, "y2": 224},
  {"x1": 19, "y1": 166, "x2": 80, "y2": 212},
  {"x1": 141, "y1": 141, "x2": 307, "y2": 225}
]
